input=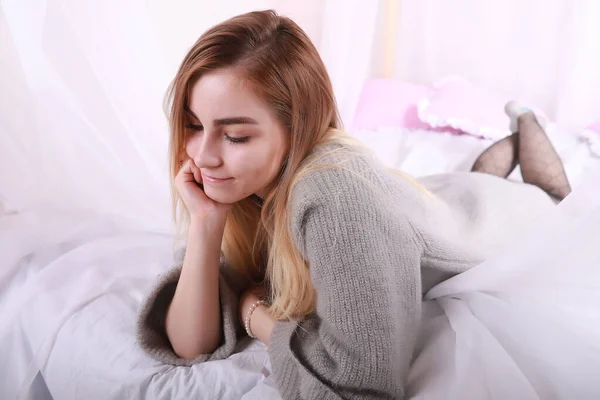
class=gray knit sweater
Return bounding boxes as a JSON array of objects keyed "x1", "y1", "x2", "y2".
[{"x1": 137, "y1": 142, "x2": 554, "y2": 399}]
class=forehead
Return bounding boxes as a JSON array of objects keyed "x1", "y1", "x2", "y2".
[{"x1": 188, "y1": 69, "x2": 268, "y2": 120}]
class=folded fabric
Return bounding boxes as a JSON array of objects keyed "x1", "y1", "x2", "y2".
[{"x1": 580, "y1": 120, "x2": 600, "y2": 157}]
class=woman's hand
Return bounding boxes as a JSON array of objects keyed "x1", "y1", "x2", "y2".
[
  {"x1": 175, "y1": 158, "x2": 232, "y2": 223},
  {"x1": 239, "y1": 284, "x2": 276, "y2": 346}
]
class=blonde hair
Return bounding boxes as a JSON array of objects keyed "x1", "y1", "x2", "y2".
[{"x1": 165, "y1": 10, "x2": 431, "y2": 321}]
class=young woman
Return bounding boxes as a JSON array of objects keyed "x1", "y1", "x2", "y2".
[{"x1": 136, "y1": 10, "x2": 587, "y2": 399}]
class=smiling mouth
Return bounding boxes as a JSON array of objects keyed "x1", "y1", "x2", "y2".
[{"x1": 202, "y1": 174, "x2": 233, "y2": 183}]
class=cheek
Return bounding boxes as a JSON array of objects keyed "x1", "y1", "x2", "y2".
[
  {"x1": 256, "y1": 142, "x2": 284, "y2": 171},
  {"x1": 185, "y1": 135, "x2": 200, "y2": 157},
  {"x1": 230, "y1": 143, "x2": 283, "y2": 179}
]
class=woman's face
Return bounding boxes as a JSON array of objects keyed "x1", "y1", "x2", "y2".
[{"x1": 185, "y1": 69, "x2": 289, "y2": 204}]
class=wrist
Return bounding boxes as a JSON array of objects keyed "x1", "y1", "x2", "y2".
[
  {"x1": 184, "y1": 219, "x2": 226, "y2": 266},
  {"x1": 244, "y1": 299, "x2": 267, "y2": 339},
  {"x1": 188, "y1": 217, "x2": 226, "y2": 242},
  {"x1": 250, "y1": 305, "x2": 276, "y2": 345}
]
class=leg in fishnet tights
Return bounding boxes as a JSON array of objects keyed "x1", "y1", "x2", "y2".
[
  {"x1": 471, "y1": 133, "x2": 519, "y2": 178},
  {"x1": 517, "y1": 113, "x2": 571, "y2": 201}
]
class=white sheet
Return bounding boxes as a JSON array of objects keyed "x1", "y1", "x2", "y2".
[
  {"x1": 408, "y1": 166, "x2": 600, "y2": 398},
  {"x1": 1, "y1": 128, "x2": 599, "y2": 399},
  {"x1": 0, "y1": 206, "x2": 283, "y2": 399}
]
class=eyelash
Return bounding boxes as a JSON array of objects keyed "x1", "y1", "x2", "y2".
[
  {"x1": 225, "y1": 135, "x2": 250, "y2": 144},
  {"x1": 184, "y1": 124, "x2": 250, "y2": 144}
]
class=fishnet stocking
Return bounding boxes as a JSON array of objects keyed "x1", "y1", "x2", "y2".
[
  {"x1": 471, "y1": 112, "x2": 572, "y2": 202},
  {"x1": 471, "y1": 133, "x2": 519, "y2": 178},
  {"x1": 517, "y1": 113, "x2": 571, "y2": 201}
]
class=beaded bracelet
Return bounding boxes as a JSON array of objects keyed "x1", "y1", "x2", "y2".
[{"x1": 244, "y1": 299, "x2": 266, "y2": 339}]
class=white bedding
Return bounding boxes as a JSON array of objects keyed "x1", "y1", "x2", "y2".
[
  {"x1": 351, "y1": 126, "x2": 599, "y2": 190},
  {"x1": 1, "y1": 128, "x2": 599, "y2": 399},
  {"x1": 0, "y1": 208, "x2": 281, "y2": 400}
]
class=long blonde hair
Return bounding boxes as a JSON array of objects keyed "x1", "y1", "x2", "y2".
[{"x1": 165, "y1": 10, "x2": 428, "y2": 321}]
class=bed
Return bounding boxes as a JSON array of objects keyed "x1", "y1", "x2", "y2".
[{"x1": 1, "y1": 126, "x2": 598, "y2": 400}]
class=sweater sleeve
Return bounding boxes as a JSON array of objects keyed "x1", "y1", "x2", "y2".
[
  {"x1": 136, "y1": 251, "x2": 246, "y2": 366},
  {"x1": 268, "y1": 176, "x2": 424, "y2": 399}
]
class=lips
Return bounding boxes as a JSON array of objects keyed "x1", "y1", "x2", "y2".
[{"x1": 202, "y1": 174, "x2": 233, "y2": 183}]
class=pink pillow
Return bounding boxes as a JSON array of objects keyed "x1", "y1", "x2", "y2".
[
  {"x1": 417, "y1": 76, "x2": 513, "y2": 140},
  {"x1": 586, "y1": 120, "x2": 600, "y2": 132},
  {"x1": 351, "y1": 78, "x2": 434, "y2": 131}
]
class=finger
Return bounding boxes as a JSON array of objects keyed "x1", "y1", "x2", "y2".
[
  {"x1": 177, "y1": 155, "x2": 189, "y2": 170},
  {"x1": 175, "y1": 159, "x2": 194, "y2": 183},
  {"x1": 177, "y1": 159, "x2": 190, "y2": 174},
  {"x1": 189, "y1": 161, "x2": 203, "y2": 184}
]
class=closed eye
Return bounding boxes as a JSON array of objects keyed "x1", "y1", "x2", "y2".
[{"x1": 225, "y1": 134, "x2": 250, "y2": 144}]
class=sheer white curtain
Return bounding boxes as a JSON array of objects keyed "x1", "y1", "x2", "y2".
[
  {"x1": 0, "y1": 0, "x2": 174, "y2": 231},
  {"x1": 316, "y1": 0, "x2": 381, "y2": 126},
  {"x1": 392, "y1": 0, "x2": 600, "y2": 133}
]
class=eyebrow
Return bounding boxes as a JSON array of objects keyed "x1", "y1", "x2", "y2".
[
  {"x1": 184, "y1": 105, "x2": 259, "y2": 126},
  {"x1": 214, "y1": 117, "x2": 259, "y2": 126}
]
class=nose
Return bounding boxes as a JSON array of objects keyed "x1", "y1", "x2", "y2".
[{"x1": 185, "y1": 133, "x2": 222, "y2": 169}]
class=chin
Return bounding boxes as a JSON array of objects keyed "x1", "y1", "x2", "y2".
[{"x1": 203, "y1": 188, "x2": 242, "y2": 205}]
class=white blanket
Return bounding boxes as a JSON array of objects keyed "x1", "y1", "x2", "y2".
[
  {"x1": 1, "y1": 129, "x2": 600, "y2": 399},
  {"x1": 0, "y1": 207, "x2": 284, "y2": 399}
]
